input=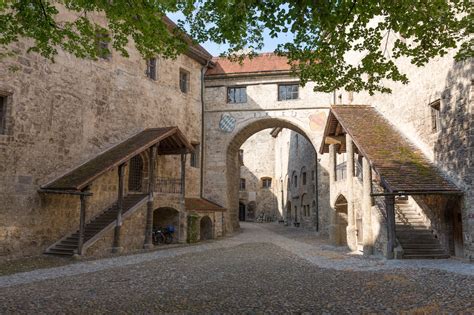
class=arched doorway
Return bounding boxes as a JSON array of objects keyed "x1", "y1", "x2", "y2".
[
  {"x1": 334, "y1": 195, "x2": 348, "y2": 246},
  {"x1": 221, "y1": 117, "x2": 326, "y2": 232},
  {"x1": 128, "y1": 155, "x2": 144, "y2": 192},
  {"x1": 200, "y1": 216, "x2": 213, "y2": 240},
  {"x1": 153, "y1": 207, "x2": 180, "y2": 243},
  {"x1": 239, "y1": 202, "x2": 246, "y2": 221}
]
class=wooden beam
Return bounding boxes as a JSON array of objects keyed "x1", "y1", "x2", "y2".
[
  {"x1": 335, "y1": 123, "x2": 343, "y2": 136},
  {"x1": 325, "y1": 135, "x2": 345, "y2": 145}
]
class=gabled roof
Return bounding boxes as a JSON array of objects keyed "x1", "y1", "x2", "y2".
[
  {"x1": 205, "y1": 53, "x2": 293, "y2": 76},
  {"x1": 43, "y1": 127, "x2": 193, "y2": 191},
  {"x1": 185, "y1": 198, "x2": 226, "y2": 212},
  {"x1": 320, "y1": 106, "x2": 461, "y2": 194}
]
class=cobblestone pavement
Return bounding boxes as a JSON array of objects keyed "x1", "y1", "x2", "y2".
[{"x1": 0, "y1": 223, "x2": 473, "y2": 314}]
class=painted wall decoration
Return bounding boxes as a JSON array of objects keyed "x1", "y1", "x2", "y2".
[
  {"x1": 309, "y1": 112, "x2": 327, "y2": 131},
  {"x1": 219, "y1": 113, "x2": 237, "y2": 133}
]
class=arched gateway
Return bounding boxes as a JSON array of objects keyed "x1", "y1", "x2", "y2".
[{"x1": 203, "y1": 114, "x2": 330, "y2": 232}]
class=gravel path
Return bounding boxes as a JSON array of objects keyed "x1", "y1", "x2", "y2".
[{"x1": 0, "y1": 223, "x2": 472, "y2": 314}]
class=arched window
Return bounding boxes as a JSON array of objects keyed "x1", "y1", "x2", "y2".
[
  {"x1": 301, "y1": 166, "x2": 307, "y2": 186},
  {"x1": 292, "y1": 171, "x2": 297, "y2": 188},
  {"x1": 128, "y1": 155, "x2": 144, "y2": 192}
]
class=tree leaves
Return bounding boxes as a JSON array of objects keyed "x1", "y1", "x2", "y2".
[{"x1": 1, "y1": 0, "x2": 471, "y2": 94}]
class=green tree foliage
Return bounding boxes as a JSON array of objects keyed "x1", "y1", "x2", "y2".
[{"x1": 1, "y1": 0, "x2": 472, "y2": 93}]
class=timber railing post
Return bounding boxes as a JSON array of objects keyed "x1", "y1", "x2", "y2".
[
  {"x1": 144, "y1": 145, "x2": 157, "y2": 249},
  {"x1": 112, "y1": 163, "x2": 125, "y2": 253},
  {"x1": 77, "y1": 186, "x2": 90, "y2": 256},
  {"x1": 180, "y1": 153, "x2": 186, "y2": 198},
  {"x1": 385, "y1": 194, "x2": 396, "y2": 259}
]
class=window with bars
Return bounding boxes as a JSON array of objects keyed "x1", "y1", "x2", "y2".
[
  {"x1": 261, "y1": 177, "x2": 272, "y2": 189},
  {"x1": 190, "y1": 144, "x2": 200, "y2": 168},
  {"x1": 0, "y1": 96, "x2": 5, "y2": 134},
  {"x1": 146, "y1": 58, "x2": 157, "y2": 80},
  {"x1": 227, "y1": 87, "x2": 247, "y2": 103},
  {"x1": 430, "y1": 99, "x2": 441, "y2": 133},
  {"x1": 179, "y1": 69, "x2": 189, "y2": 93},
  {"x1": 239, "y1": 178, "x2": 246, "y2": 191},
  {"x1": 278, "y1": 84, "x2": 299, "y2": 101}
]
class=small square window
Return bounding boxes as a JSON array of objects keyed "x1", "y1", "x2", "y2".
[
  {"x1": 146, "y1": 58, "x2": 157, "y2": 80},
  {"x1": 430, "y1": 99, "x2": 441, "y2": 133},
  {"x1": 179, "y1": 69, "x2": 189, "y2": 93},
  {"x1": 278, "y1": 84, "x2": 299, "y2": 101},
  {"x1": 227, "y1": 87, "x2": 247, "y2": 103},
  {"x1": 262, "y1": 178, "x2": 272, "y2": 189}
]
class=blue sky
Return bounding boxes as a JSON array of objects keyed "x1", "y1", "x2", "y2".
[{"x1": 167, "y1": 12, "x2": 293, "y2": 56}]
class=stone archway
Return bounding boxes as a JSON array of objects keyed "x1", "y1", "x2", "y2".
[
  {"x1": 153, "y1": 207, "x2": 180, "y2": 243},
  {"x1": 334, "y1": 195, "x2": 349, "y2": 246},
  {"x1": 200, "y1": 216, "x2": 213, "y2": 240},
  {"x1": 203, "y1": 114, "x2": 329, "y2": 234}
]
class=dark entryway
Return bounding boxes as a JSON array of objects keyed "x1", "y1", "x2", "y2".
[
  {"x1": 239, "y1": 202, "x2": 246, "y2": 221},
  {"x1": 334, "y1": 195, "x2": 348, "y2": 246},
  {"x1": 128, "y1": 155, "x2": 143, "y2": 192},
  {"x1": 200, "y1": 216, "x2": 213, "y2": 240},
  {"x1": 449, "y1": 198, "x2": 464, "y2": 257}
]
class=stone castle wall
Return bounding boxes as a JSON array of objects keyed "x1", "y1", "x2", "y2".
[{"x1": 0, "y1": 31, "x2": 206, "y2": 257}]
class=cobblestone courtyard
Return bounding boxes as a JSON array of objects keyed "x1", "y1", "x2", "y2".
[{"x1": 0, "y1": 223, "x2": 473, "y2": 314}]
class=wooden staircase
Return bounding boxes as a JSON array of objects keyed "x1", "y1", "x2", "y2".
[
  {"x1": 45, "y1": 193, "x2": 147, "y2": 256},
  {"x1": 395, "y1": 198, "x2": 449, "y2": 259}
]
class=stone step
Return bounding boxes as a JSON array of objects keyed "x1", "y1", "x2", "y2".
[
  {"x1": 403, "y1": 254, "x2": 450, "y2": 259},
  {"x1": 402, "y1": 244, "x2": 444, "y2": 249}
]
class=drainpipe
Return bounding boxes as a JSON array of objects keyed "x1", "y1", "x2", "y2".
[{"x1": 200, "y1": 60, "x2": 211, "y2": 198}]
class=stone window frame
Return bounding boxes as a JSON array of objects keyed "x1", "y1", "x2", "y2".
[
  {"x1": 0, "y1": 89, "x2": 13, "y2": 136},
  {"x1": 278, "y1": 83, "x2": 299, "y2": 101},
  {"x1": 179, "y1": 68, "x2": 190, "y2": 94},
  {"x1": 239, "y1": 178, "x2": 246, "y2": 191},
  {"x1": 190, "y1": 143, "x2": 200, "y2": 168},
  {"x1": 95, "y1": 31, "x2": 112, "y2": 60},
  {"x1": 261, "y1": 177, "x2": 272, "y2": 189},
  {"x1": 429, "y1": 99, "x2": 441, "y2": 133},
  {"x1": 146, "y1": 58, "x2": 157, "y2": 81},
  {"x1": 227, "y1": 86, "x2": 247, "y2": 104}
]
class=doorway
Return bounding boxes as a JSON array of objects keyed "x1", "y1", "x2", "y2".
[{"x1": 239, "y1": 202, "x2": 246, "y2": 221}]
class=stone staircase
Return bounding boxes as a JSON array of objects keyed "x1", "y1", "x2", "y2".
[
  {"x1": 395, "y1": 198, "x2": 449, "y2": 259},
  {"x1": 45, "y1": 193, "x2": 147, "y2": 256}
]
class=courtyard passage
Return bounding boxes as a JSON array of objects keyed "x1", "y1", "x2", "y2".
[{"x1": 0, "y1": 223, "x2": 473, "y2": 314}]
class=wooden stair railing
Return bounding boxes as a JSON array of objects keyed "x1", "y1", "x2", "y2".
[{"x1": 45, "y1": 194, "x2": 147, "y2": 256}]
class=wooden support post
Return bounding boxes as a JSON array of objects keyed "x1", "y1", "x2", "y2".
[
  {"x1": 144, "y1": 145, "x2": 157, "y2": 249},
  {"x1": 181, "y1": 153, "x2": 186, "y2": 197},
  {"x1": 77, "y1": 187, "x2": 90, "y2": 256},
  {"x1": 112, "y1": 163, "x2": 125, "y2": 253},
  {"x1": 385, "y1": 194, "x2": 396, "y2": 259},
  {"x1": 362, "y1": 157, "x2": 374, "y2": 255}
]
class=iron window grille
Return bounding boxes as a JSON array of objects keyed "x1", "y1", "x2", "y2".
[
  {"x1": 227, "y1": 87, "x2": 247, "y2": 103},
  {"x1": 278, "y1": 84, "x2": 299, "y2": 101},
  {"x1": 179, "y1": 69, "x2": 189, "y2": 93},
  {"x1": 146, "y1": 58, "x2": 157, "y2": 80}
]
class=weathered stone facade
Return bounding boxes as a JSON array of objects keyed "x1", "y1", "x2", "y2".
[{"x1": 0, "y1": 13, "x2": 222, "y2": 258}]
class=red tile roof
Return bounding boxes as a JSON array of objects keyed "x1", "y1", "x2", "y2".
[
  {"x1": 320, "y1": 106, "x2": 461, "y2": 193},
  {"x1": 205, "y1": 53, "x2": 293, "y2": 76},
  {"x1": 185, "y1": 198, "x2": 226, "y2": 212}
]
